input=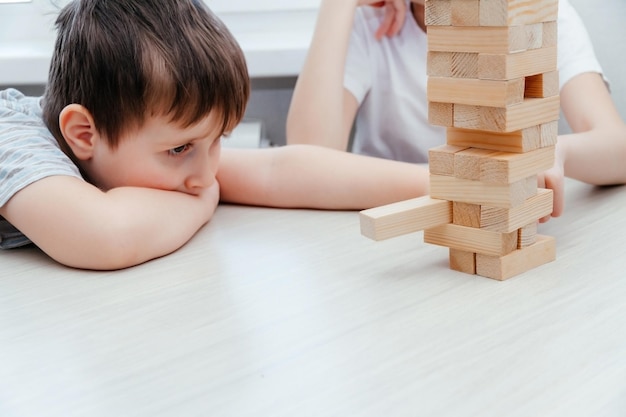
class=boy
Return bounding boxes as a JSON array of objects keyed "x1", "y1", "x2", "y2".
[
  {"x1": 287, "y1": 0, "x2": 626, "y2": 219},
  {"x1": 0, "y1": 0, "x2": 430, "y2": 270}
]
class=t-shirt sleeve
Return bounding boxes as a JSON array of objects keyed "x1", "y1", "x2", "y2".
[
  {"x1": 0, "y1": 89, "x2": 82, "y2": 209},
  {"x1": 557, "y1": 0, "x2": 606, "y2": 90},
  {"x1": 344, "y1": 7, "x2": 376, "y2": 104}
]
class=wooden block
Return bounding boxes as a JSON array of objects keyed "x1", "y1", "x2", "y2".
[
  {"x1": 454, "y1": 148, "x2": 498, "y2": 181},
  {"x1": 453, "y1": 95, "x2": 560, "y2": 132},
  {"x1": 427, "y1": 51, "x2": 479, "y2": 78},
  {"x1": 540, "y1": 121, "x2": 558, "y2": 147},
  {"x1": 542, "y1": 21, "x2": 558, "y2": 48},
  {"x1": 360, "y1": 196, "x2": 451, "y2": 241},
  {"x1": 429, "y1": 102, "x2": 454, "y2": 127},
  {"x1": 480, "y1": 146, "x2": 555, "y2": 184},
  {"x1": 451, "y1": 0, "x2": 480, "y2": 26},
  {"x1": 525, "y1": 71, "x2": 559, "y2": 98},
  {"x1": 429, "y1": 144, "x2": 468, "y2": 175},
  {"x1": 475, "y1": 235, "x2": 556, "y2": 280},
  {"x1": 428, "y1": 25, "x2": 534, "y2": 54},
  {"x1": 449, "y1": 249, "x2": 476, "y2": 274},
  {"x1": 478, "y1": 46, "x2": 557, "y2": 81},
  {"x1": 525, "y1": 23, "x2": 544, "y2": 50},
  {"x1": 453, "y1": 202, "x2": 481, "y2": 227},
  {"x1": 425, "y1": 0, "x2": 452, "y2": 26},
  {"x1": 428, "y1": 77, "x2": 525, "y2": 107},
  {"x1": 479, "y1": 0, "x2": 558, "y2": 26},
  {"x1": 446, "y1": 126, "x2": 542, "y2": 153},
  {"x1": 518, "y1": 221, "x2": 538, "y2": 248},
  {"x1": 429, "y1": 174, "x2": 537, "y2": 208},
  {"x1": 424, "y1": 224, "x2": 518, "y2": 256},
  {"x1": 480, "y1": 188, "x2": 553, "y2": 233}
]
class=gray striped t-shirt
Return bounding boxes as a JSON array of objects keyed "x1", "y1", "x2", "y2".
[{"x1": 0, "y1": 88, "x2": 82, "y2": 248}]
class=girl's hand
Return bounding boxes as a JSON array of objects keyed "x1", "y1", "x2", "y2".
[{"x1": 360, "y1": 0, "x2": 407, "y2": 40}]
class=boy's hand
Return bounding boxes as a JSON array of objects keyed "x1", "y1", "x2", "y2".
[
  {"x1": 360, "y1": 0, "x2": 407, "y2": 40},
  {"x1": 198, "y1": 181, "x2": 221, "y2": 223}
]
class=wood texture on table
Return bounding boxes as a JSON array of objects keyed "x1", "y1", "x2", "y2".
[{"x1": 0, "y1": 179, "x2": 625, "y2": 417}]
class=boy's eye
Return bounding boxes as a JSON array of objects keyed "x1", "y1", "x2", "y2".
[{"x1": 169, "y1": 144, "x2": 190, "y2": 156}]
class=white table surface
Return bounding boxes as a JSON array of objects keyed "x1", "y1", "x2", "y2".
[{"x1": 1, "y1": 178, "x2": 625, "y2": 417}]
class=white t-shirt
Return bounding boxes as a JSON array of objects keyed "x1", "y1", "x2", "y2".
[
  {"x1": 0, "y1": 88, "x2": 82, "y2": 248},
  {"x1": 344, "y1": 0, "x2": 604, "y2": 163}
]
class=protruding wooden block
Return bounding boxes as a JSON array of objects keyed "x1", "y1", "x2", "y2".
[
  {"x1": 480, "y1": 188, "x2": 553, "y2": 233},
  {"x1": 428, "y1": 51, "x2": 479, "y2": 78},
  {"x1": 478, "y1": 46, "x2": 557, "y2": 81},
  {"x1": 449, "y1": 249, "x2": 476, "y2": 274},
  {"x1": 429, "y1": 102, "x2": 454, "y2": 127},
  {"x1": 428, "y1": 25, "x2": 536, "y2": 54},
  {"x1": 428, "y1": 77, "x2": 525, "y2": 107},
  {"x1": 476, "y1": 235, "x2": 556, "y2": 280},
  {"x1": 424, "y1": 224, "x2": 518, "y2": 256},
  {"x1": 429, "y1": 144, "x2": 468, "y2": 175},
  {"x1": 525, "y1": 71, "x2": 559, "y2": 98},
  {"x1": 479, "y1": 0, "x2": 558, "y2": 27},
  {"x1": 453, "y1": 95, "x2": 560, "y2": 132},
  {"x1": 360, "y1": 196, "x2": 451, "y2": 241},
  {"x1": 429, "y1": 174, "x2": 537, "y2": 208}
]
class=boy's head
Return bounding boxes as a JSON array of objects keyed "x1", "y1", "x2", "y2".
[{"x1": 42, "y1": 0, "x2": 249, "y2": 192}]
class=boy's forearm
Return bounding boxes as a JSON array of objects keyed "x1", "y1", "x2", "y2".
[{"x1": 2, "y1": 177, "x2": 218, "y2": 270}]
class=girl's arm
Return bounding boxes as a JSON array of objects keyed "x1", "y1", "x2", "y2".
[{"x1": 218, "y1": 145, "x2": 429, "y2": 210}]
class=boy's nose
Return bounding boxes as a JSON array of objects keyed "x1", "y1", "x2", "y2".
[{"x1": 184, "y1": 167, "x2": 215, "y2": 192}]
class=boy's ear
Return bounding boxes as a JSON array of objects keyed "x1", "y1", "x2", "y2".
[{"x1": 59, "y1": 104, "x2": 100, "y2": 160}]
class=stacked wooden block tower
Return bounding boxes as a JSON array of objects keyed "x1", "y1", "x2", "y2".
[{"x1": 360, "y1": 0, "x2": 560, "y2": 280}]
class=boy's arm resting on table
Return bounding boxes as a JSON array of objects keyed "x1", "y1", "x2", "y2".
[
  {"x1": 217, "y1": 145, "x2": 429, "y2": 210},
  {"x1": 0, "y1": 176, "x2": 219, "y2": 270},
  {"x1": 286, "y1": 0, "x2": 405, "y2": 150},
  {"x1": 558, "y1": 72, "x2": 626, "y2": 186}
]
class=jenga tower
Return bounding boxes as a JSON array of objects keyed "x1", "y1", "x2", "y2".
[{"x1": 359, "y1": 0, "x2": 559, "y2": 280}]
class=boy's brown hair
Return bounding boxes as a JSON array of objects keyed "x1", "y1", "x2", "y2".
[{"x1": 43, "y1": 0, "x2": 250, "y2": 158}]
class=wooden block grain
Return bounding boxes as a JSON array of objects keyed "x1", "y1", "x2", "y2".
[
  {"x1": 476, "y1": 235, "x2": 556, "y2": 280},
  {"x1": 453, "y1": 95, "x2": 560, "y2": 132},
  {"x1": 480, "y1": 146, "x2": 555, "y2": 184},
  {"x1": 449, "y1": 249, "x2": 476, "y2": 274},
  {"x1": 453, "y1": 202, "x2": 481, "y2": 227},
  {"x1": 478, "y1": 46, "x2": 557, "y2": 81},
  {"x1": 360, "y1": 196, "x2": 451, "y2": 241},
  {"x1": 479, "y1": 0, "x2": 558, "y2": 26},
  {"x1": 480, "y1": 188, "x2": 553, "y2": 233},
  {"x1": 428, "y1": 51, "x2": 479, "y2": 78},
  {"x1": 428, "y1": 25, "x2": 535, "y2": 54},
  {"x1": 454, "y1": 148, "x2": 498, "y2": 180},
  {"x1": 429, "y1": 144, "x2": 468, "y2": 175},
  {"x1": 428, "y1": 77, "x2": 525, "y2": 107},
  {"x1": 429, "y1": 102, "x2": 454, "y2": 127},
  {"x1": 446, "y1": 125, "x2": 546, "y2": 153},
  {"x1": 425, "y1": 0, "x2": 452, "y2": 26},
  {"x1": 424, "y1": 224, "x2": 518, "y2": 256},
  {"x1": 451, "y1": 0, "x2": 480, "y2": 26},
  {"x1": 429, "y1": 174, "x2": 537, "y2": 208}
]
